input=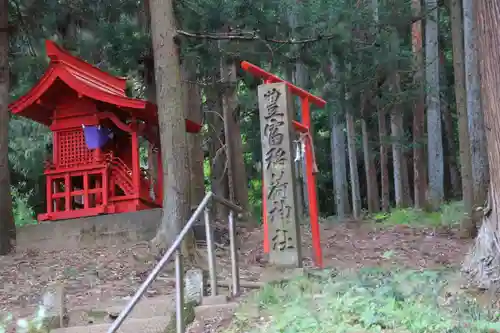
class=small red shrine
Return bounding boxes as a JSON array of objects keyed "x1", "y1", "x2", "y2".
[{"x1": 9, "y1": 40, "x2": 202, "y2": 222}]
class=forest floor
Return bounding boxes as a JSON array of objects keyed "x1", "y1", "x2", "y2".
[
  {"x1": 0, "y1": 202, "x2": 489, "y2": 332},
  {"x1": 0, "y1": 205, "x2": 474, "y2": 326},
  {"x1": 221, "y1": 204, "x2": 500, "y2": 333}
]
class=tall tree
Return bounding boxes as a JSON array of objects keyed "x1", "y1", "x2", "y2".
[
  {"x1": 220, "y1": 58, "x2": 250, "y2": 212},
  {"x1": 439, "y1": 48, "x2": 461, "y2": 198},
  {"x1": 181, "y1": 64, "x2": 205, "y2": 212},
  {"x1": 345, "y1": 62, "x2": 362, "y2": 219},
  {"x1": 325, "y1": 58, "x2": 350, "y2": 219},
  {"x1": 450, "y1": 0, "x2": 475, "y2": 237},
  {"x1": 389, "y1": 29, "x2": 405, "y2": 208},
  {"x1": 463, "y1": 0, "x2": 489, "y2": 208},
  {"x1": 412, "y1": 0, "x2": 426, "y2": 209},
  {"x1": 425, "y1": 0, "x2": 444, "y2": 208},
  {"x1": 148, "y1": 0, "x2": 194, "y2": 257},
  {"x1": 361, "y1": 99, "x2": 379, "y2": 213},
  {"x1": 287, "y1": 5, "x2": 307, "y2": 219},
  {"x1": 372, "y1": 0, "x2": 390, "y2": 212},
  {"x1": 0, "y1": 0, "x2": 16, "y2": 255},
  {"x1": 359, "y1": 0, "x2": 379, "y2": 214},
  {"x1": 206, "y1": 85, "x2": 229, "y2": 221},
  {"x1": 462, "y1": 0, "x2": 500, "y2": 289}
]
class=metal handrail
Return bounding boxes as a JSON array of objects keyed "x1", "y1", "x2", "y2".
[{"x1": 107, "y1": 191, "x2": 243, "y2": 333}]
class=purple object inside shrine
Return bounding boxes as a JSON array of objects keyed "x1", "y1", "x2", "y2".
[{"x1": 83, "y1": 125, "x2": 112, "y2": 149}]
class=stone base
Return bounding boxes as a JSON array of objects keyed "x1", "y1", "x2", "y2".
[
  {"x1": 261, "y1": 267, "x2": 306, "y2": 284},
  {"x1": 16, "y1": 209, "x2": 162, "y2": 252}
]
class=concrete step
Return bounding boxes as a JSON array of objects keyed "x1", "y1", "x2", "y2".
[{"x1": 51, "y1": 315, "x2": 171, "y2": 333}]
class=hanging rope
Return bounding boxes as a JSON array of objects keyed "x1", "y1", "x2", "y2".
[{"x1": 293, "y1": 131, "x2": 319, "y2": 174}]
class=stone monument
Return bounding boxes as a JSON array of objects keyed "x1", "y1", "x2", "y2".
[{"x1": 258, "y1": 82, "x2": 302, "y2": 267}]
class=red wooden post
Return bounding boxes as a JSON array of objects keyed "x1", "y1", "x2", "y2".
[
  {"x1": 102, "y1": 167, "x2": 109, "y2": 207},
  {"x1": 131, "y1": 121, "x2": 141, "y2": 198},
  {"x1": 65, "y1": 173, "x2": 70, "y2": 211},
  {"x1": 83, "y1": 173, "x2": 89, "y2": 209},
  {"x1": 46, "y1": 176, "x2": 53, "y2": 216},
  {"x1": 96, "y1": 178, "x2": 102, "y2": 205},
  {"x1": 241, "y1": 61, "x2": 326, "y2": 268},
  {"x1": 301, "y1": 98, "x2": 323, "y2": 267},
  {"x1": 53, "y1": 132, "x2": 58, "y2": 165}
]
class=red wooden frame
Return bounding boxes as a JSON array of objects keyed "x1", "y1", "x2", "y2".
[
  {"x1": 241, "y1": 61, "x2": 326, "y2": 268},
  {"x1": 9, "y1": 40, "x2": 202, "y2": 222}
]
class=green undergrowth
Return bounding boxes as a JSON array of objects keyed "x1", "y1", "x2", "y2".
[
  {"x1": 226, "y1": 268, "x2": 500, "y2": 333},
  {"x1": 371, "y1": 201, "x2": 465, "y2": 228}
]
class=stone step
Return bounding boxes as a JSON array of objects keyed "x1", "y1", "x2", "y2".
[
  {"x1": 51, "y1": 315, "x2": 171, "y2": 333},
  {"x1": 103, "y1": 295, "x2": 175, "y2": 319},
  {"x1": 194, "y1": 302, "x2": 239, "y2": 320},
  {"x1": 67, "y1": 295, "x2": 175, "y2": 326},
  {"x1": 188, "y1": 303, "x2": 239, "y2": 333},
  {"x1": 201, "y1": 295, "x2": 228, "y2": 306}
]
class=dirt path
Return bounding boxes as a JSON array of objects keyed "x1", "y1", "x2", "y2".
[{"x1": 0, "y1": 222, "x2": 472, "y2": 321}]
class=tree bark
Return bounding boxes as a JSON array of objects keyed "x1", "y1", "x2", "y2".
[
  {"x1": 412, "y1": 0, "x2": 427, "y2": 209},
  {"x1": 378, "y1": 104, "x2": 390, "y2": 212},
  {"x1": 463, "y1": 0, "x2": 490, "y2": 208},
  {"x1": 0, "y1": 0, "x2": 16, "y2": 255},
  {"x1": 149, "y1": 0, "x2": 192, "y2": 257},
  {"x1": 286, "y1": 6, "x2": 307, "y2": 220},
  {"x1": 220, "y1": 59, "x2": 250, "y2": 212},
  {"x1": 391, "y1": 103, "x2": 404, "y2": 208},
  {"x1": 450, "y1": 0, "x2": 475, "y2": 237},
  {"x1": 373, "y1": 0, "x2": 389, "y2": 212},
  {"x1": 332, "y1": 114, "x2": 350, "y2": 219},
  {"x1": 139, "y1": 2, "x2": 160, "y2": 203},
  {"x1": 462, "y1": 1, "x2": 500, "y2": 289},
  {"x1": 361, "y1": 115, "x2": 379, "y2": 213},
  {"x1": 181, "y1": 65, "x2": 205, "y2": 211},
  {"x1": 389, "y1": 29, "x2": 406, "y2": 208},
  {"x1": 344, "y1": 70, "x2": 362, "y2": 221},
  {"x1": 285, "y1": 66, "x2": 305, "y2": 220},
  {"x1": 325, "y1": 59, "x2": 350, "y2": 219},
  {"x1": 294, "y1": 62, "x2": 310, "y2": 217},
  {"x1": 425, "y1": 0, "x2": 444, "y2": 209},
  {"x1": 205, "y1": 86, "x2": 229, "y2": 221},
  {"x1": 439, "y1": 48, "x2": 462, "y2": 199},
  {"x1": 346, "y1": 112, "x2": 361, "y2": 219}
]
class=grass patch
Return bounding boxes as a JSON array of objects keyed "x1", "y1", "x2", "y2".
[
  {"x1": 371, "y1": 201, "x2": 465, "y2": 228},
  {"x1": 225, "y1": 268, "x2": 500, "y2": 333}
]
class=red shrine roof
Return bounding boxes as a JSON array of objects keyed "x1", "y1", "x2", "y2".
[{"x1": 9, "y1": 40, "x2": 202, "y2": 133}]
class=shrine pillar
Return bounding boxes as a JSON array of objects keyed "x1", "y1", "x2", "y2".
[
  {"x1": 131, "y1": 120, "x2": 141, "y2": 196},
  {"x1": 258, "y1": 82, "x2": 302, "y2": 267}
]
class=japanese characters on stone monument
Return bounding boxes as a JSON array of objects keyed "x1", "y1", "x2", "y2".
[{"x1": 258, "y1": 82, "x2": 302, "y2": 267}]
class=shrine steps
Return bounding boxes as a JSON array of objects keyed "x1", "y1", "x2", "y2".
[
  {"x1": 49, "y1": 294, "x2": 238, "y2": 333},
  {"x1": 51, "y1": 315, "x2": 171, "y2": 333}
]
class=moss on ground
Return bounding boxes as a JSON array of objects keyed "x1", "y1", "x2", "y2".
[
  {"x1": 224, "y1": 268, "x2": 500, "y2": 333},
  {"x1": 371, "y1": 201, "x2": 466, "y2": 228}
]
